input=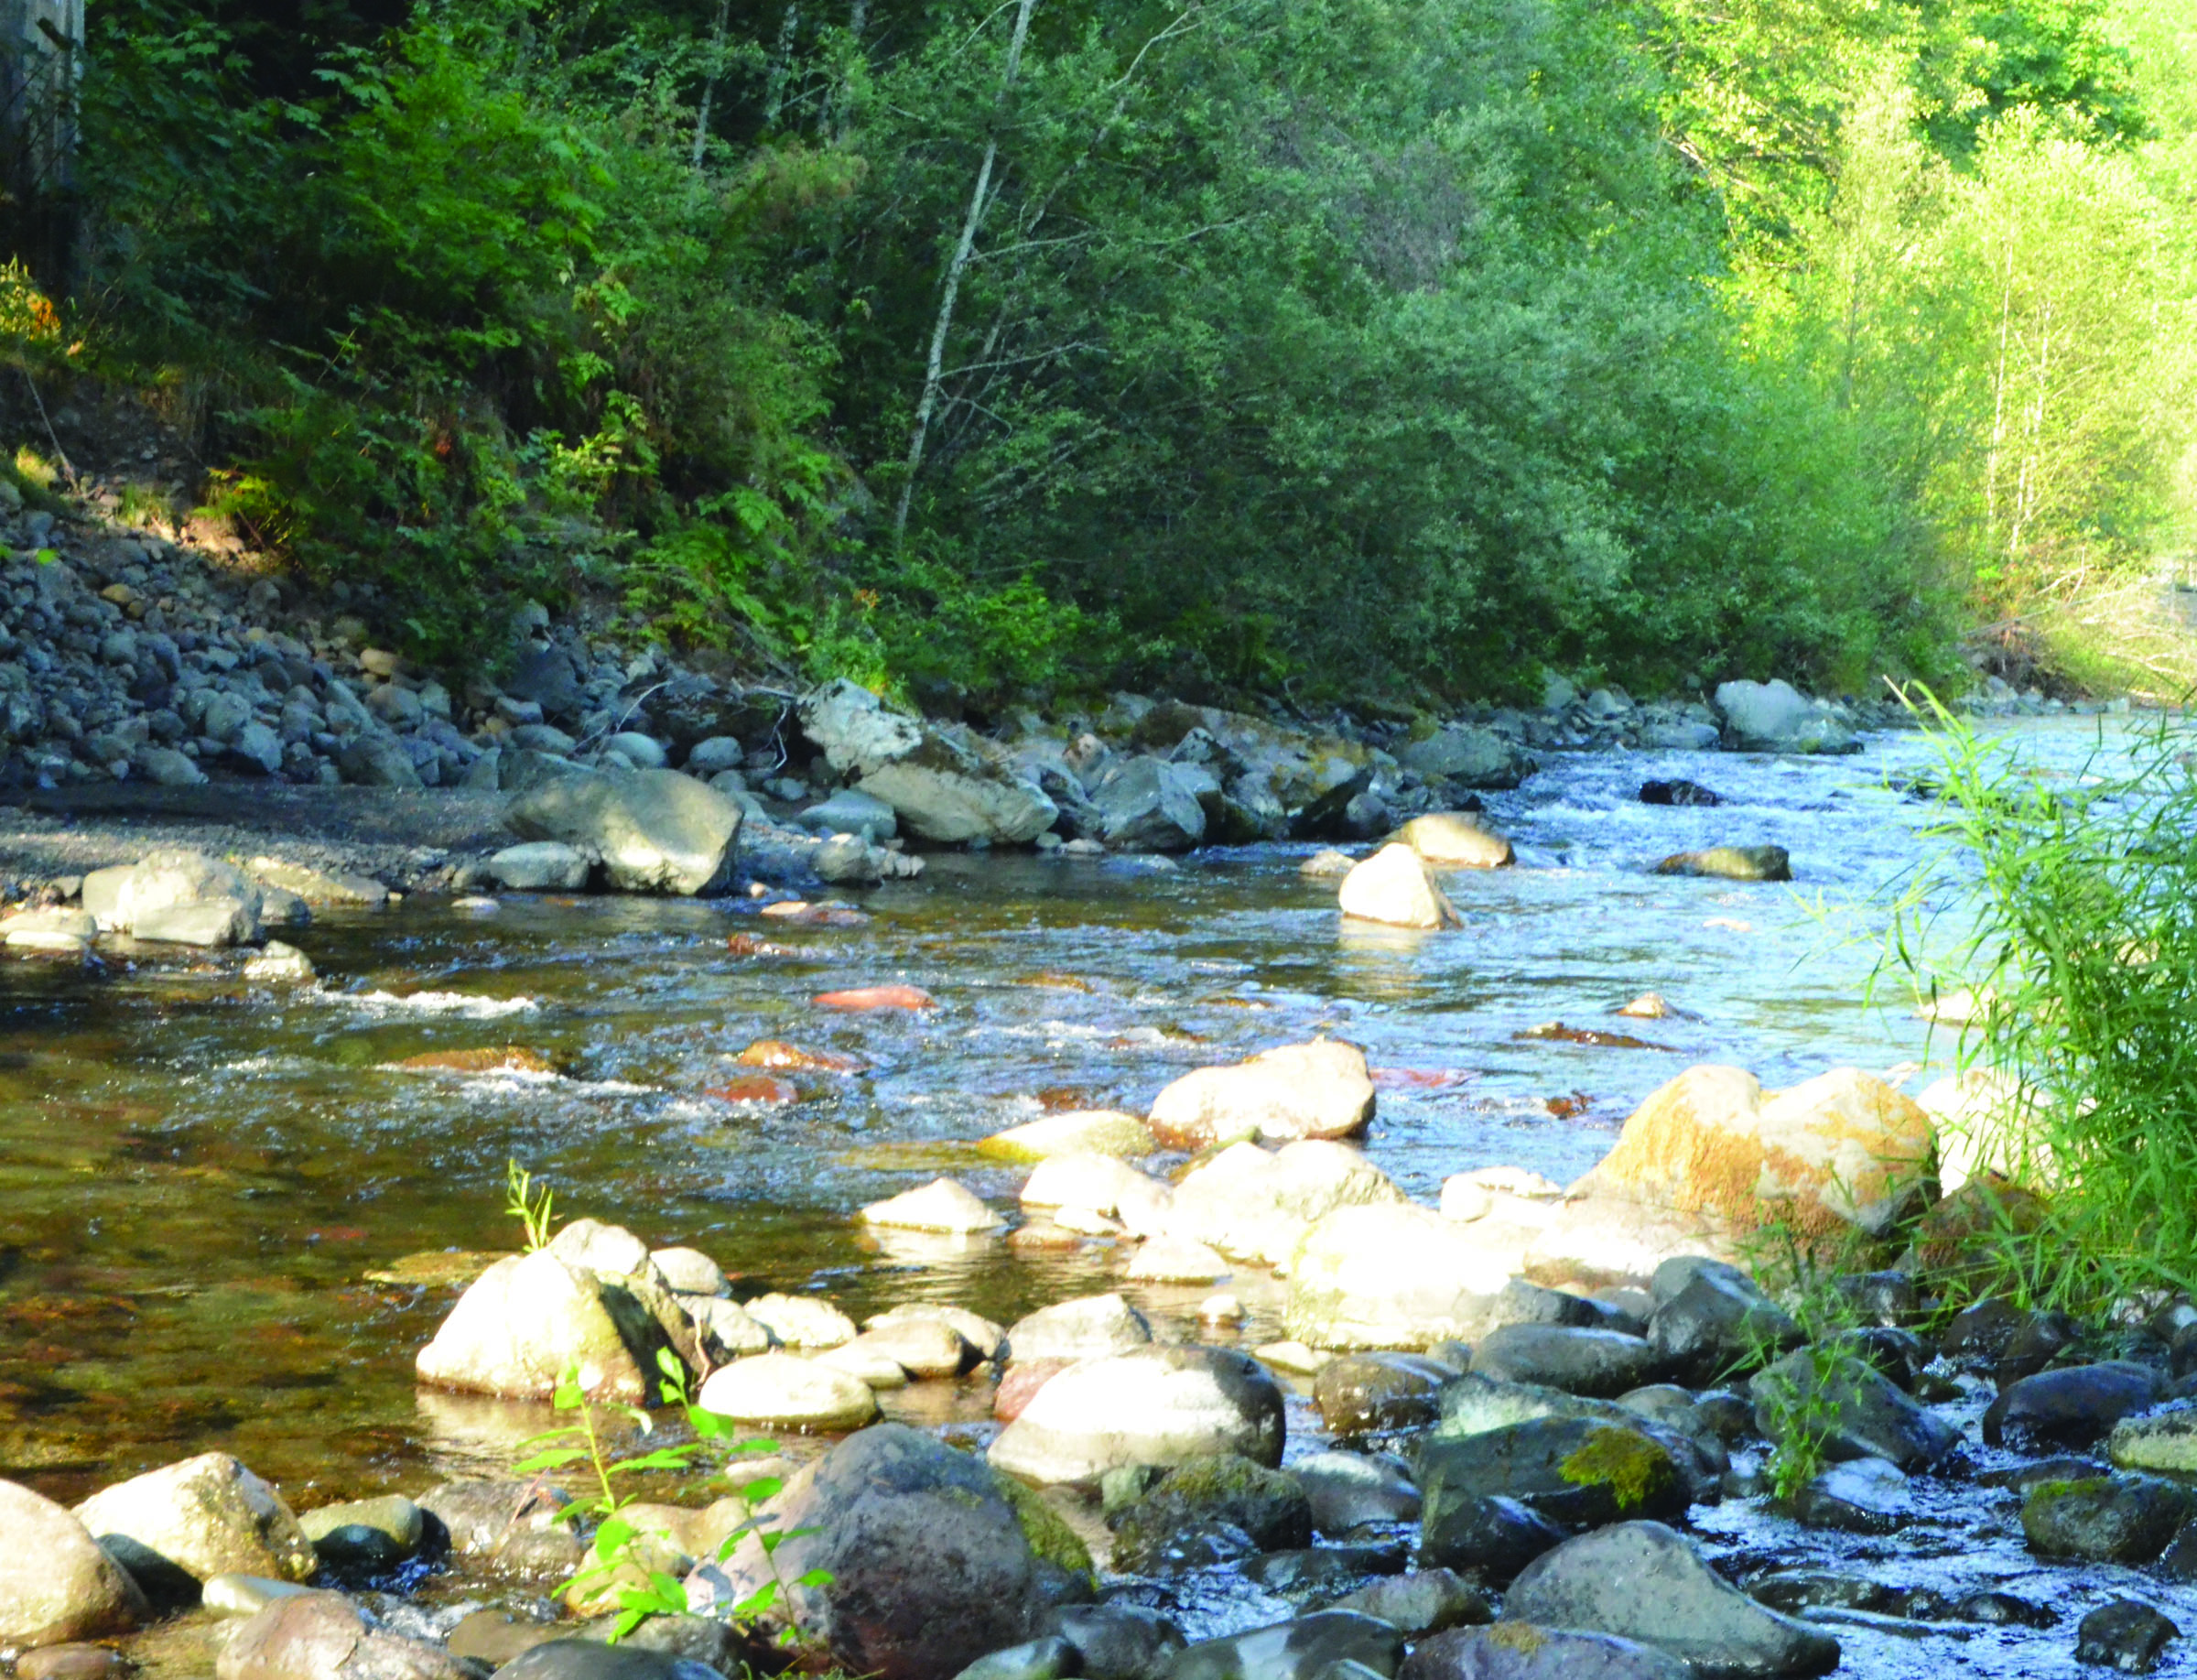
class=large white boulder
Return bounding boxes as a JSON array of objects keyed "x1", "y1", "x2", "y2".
[
  {"x1": 696, "y1": 1354, "x2": 880, "y2": 1432},
  {"x1": 504, "y1": 768, "x2": 742, "y2": 894},
  {"x1": 82, "y1": 849, "x2": 265, "y2": 947},
  {"x1": 1917, "y1": 1068, "x2": 2061, "y2": 1194},
  {"x1": 414, "y1": 1249, "x2": 661, "y2": 1402},
  {"x1": 1021, "y1": 1154, "x2": 1175, "y2": 1236},
  {"x1": 72, "y1": 1454, "x2": 317, "y2": 1599},
  {"x1": 0, "y1": 1479, "x2": 148, "y2": 1644},
  {"x1": 1282, "y1": 1203, "x2": 1516, "y2": 1349},
  {"x1": 988, "y1": 1346, "x2": 1285, "y2": 1486},
  {"x1": 1165, "y1": 1140, "x2": 1404, "y2": 1268},
  {"x1": 1337, "y1": 844, "x2": 1462, "y2": 928},
  {"x1": 1148, "y1": 1038, "x2": 1376, "y2": 1148}
]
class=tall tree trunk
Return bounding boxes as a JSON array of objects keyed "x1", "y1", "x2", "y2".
[
  {"x1": 690, "y1": 0, "x2": 732, "y2": 168},
  {"x1": 0, "y1": 0, "x2": 82, "y2": 295},
  {"x1": 892, "y1": 0, "x2": 1037, "y2": 542}
]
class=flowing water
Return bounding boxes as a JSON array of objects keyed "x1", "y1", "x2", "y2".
[{"x1": 0, "y1": 714, "x2": 2178, "y2": 1677}]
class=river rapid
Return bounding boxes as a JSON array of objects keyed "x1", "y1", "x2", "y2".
[{"x1": 1, "y1": 713, "x2": 2179, "y2": 1679}]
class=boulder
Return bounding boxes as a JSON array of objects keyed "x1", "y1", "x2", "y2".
[
  {"x1": 981, "y1": 1111, "x2": 1157, "y2": 1162},
  {"x1": 1714, "y1": 680, "x2": 1856, "y2": 755},
  {"x1": 1126, "y1": 1236, "x2": 1231, "y2": 1283},
  {"x1": 1330, "y1": 1571, "x2": 1488, "y2": 1638},
  {"x1": 1418, "y1": 1418, "x2": 1688, "y2": 1534},
  {"x1": 1164, "y1": 1612, "x2": 1402, "y2": 1680},
  {"x1": 1505, "y1": 1523, "x2": 1839, "y2": 1679},
  {"x1": 2023, "y1": 1475, "x2": 2192, "y2": 1563},
  {"x1": 868, "y1": 1304, "x2": 1006, "y2": 1363},
  {"x1": 71, "y1": 1454, "x2": 316, "y2": 1602},
  {"x1": 505, "y1": 769, "x2": 742, "y2": 894},
  {"x1": 414, "y1": 1249, "x2": 668, "y2": 1403},
  {"x1": 217, "y1": 1589, "x2": 478, "y2": 1680},
  {"x1": 1109, "y1": 1456, "x2": 1312, "y2": 1569},
  {"x1": 1785, "y1": 1458, "x2": 1911, "y2": 1534},
  {"x1": 1293, "y1": 1450, "x2": 1422, "y2": 1532},
  {"x1": 296, "y1": 1496, "x2": 425, "y2": 1573},
  {"x1": 695, "y1": 1353, "x2": 880, "y2": 1432},
  {"x1": 800, "y1": 680, "x2": 1057, "y2": 846},
  {"x1": 1312, "y1": 1355, "x2": 1452, "y2": 1436},
  {"x1": 1020, "y1": 1154, "x2": 1174, "y2": 1237},
  {"x1": 860, "y1": 1177, "x2": 1004, "y2": 1234},
  {"x1": 1389, "y1": 814, "x2": 1513, "y2": 869},
  {"x1": 1645, "y1": 1266, "x2": 1802, "y2": 1386},
  {"x1": 1748, "y1": 1350, "x2": 1960, "y2": 1470},
  {"x1": 845, "y1": 1317, "x2": 978, "y2": 1379},
  {"x1": 416, "y1": 1480, "x2": 582, "y2": 1578},
  {"x1": 1005, "y1": 1295, "x2": 1153, "y2": 1364},
  {"x1": 741, "y1": 1293, "x2": 857, "y2": 1348},
  {"x1": 1283, "y1": 1203, "x2": 1513, "y2": 1349},
  {"x1": 1575, "y1": 1066, "x2": 1931, "y2": 1241},
  {"x1": 698, "y1": 1424, "x2": 1055, "y2": 1680},
  {"x1": 801, "y1": 788, "x2": 900, "y2": 840},
  {"x1": 1164, "y1": 1141, "x2": 1402, "y2": 1267},
  {"x1": 1522, "y1": 1195, "x2": 1744, "y2": 1291},
  {"x1": 1469, "y1": 1327, "x2": 1663, "y2": 1399},
  {"x1": 1395, "y1": 727, "x2": 1529, "y2": 790},
  {"x1": 488, "y1": 842, "x2": 592, "y2": 892},
  {"x1": 244, "y1": 860, "x2": 389, "y2": 908},
  {"x1": 2075, "y1": 1601, "x2": 2179, "y2": 1673},
  {"x1": 1651, "y1": 848, "x2": 1791, "y2": 883},
  {"x1": 1091, "y1": 758, "x2": 1208, "y2": 851},
  {"x1": 1148, "y1": 1040, "x2": 1376, "y2": 1149},
  {"x1": 1050, "y1": 1606, "x2": 1186, "y2": 1680},
  {"x1": 1401, "y1": 1626, "x2": 1688, "y2": 1680},
  {"x1": 2109, "y1": 1402, "x2": 2197, "y2": 1476},
  {"x1": 0, "y1": 1479, "x2": 148, "y2": 1647},
  {"x1": 1337, "y1": 845, "x2": 1462, "y2": 930},
  {"x1": 86, "y1": 849, "x2": 265, "y2": 944},
  {"x1": 1916, "y1": 1068, "x2": 2060, "y2": 1195},
  {"x1": 1985, "y1": 1361, "x2": 2161, "y2": 1450},
  {"x1": 337, "y1": 733, "x2": 425, "y2": 788},
  {"x1": 989, "y1": 1347, "x2": 1285, "y2": 1487}
]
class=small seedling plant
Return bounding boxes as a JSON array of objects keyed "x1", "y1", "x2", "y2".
[{"x1": 503, "y1": 1161, "x2": 829, "y2": 1642}]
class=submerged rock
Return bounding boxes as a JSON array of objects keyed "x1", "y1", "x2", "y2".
[
  {"x1": 981, "y1": 1110, "x2": 1157, "y2": 1161},
  {"x1": 2075, "y1": 1600, "x2": 2180, "y2": 1674},
  {"x1": 217, "y1": 1589, "x2": 476, "y2": 1680},
  {"x1": 860, "y1": 1176, "x2": 1005, "y2": 1234},
  {"x1": 1164, "y1": 1610, "x2": 1403, "y2": 1680},
  {"x1": 1337, "y1": 845, "x2": 1462, "y2": 929},
  {"x1": 1652, "y1": 847, "x2": 1792, "y2": 883},
  {"x1": 1401, "y1": 1625, "x2": 1689, "y2": 1680}
]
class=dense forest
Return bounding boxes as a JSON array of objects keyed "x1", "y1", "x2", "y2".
[{"x1": 3, "y1": 0, "x2": 2193, "y2": 707}]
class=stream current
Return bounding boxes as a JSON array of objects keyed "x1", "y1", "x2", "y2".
[{"x1": 1, "y1": 714, "x2": 2181, "y2": 1678}]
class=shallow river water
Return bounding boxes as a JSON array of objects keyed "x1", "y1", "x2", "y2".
[{"x1": 3, "y1": 714, "x2": 2185, "y2": 1678}]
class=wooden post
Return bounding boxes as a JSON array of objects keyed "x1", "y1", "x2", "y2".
[{"x1": 0, "y1": 0, "x2": 84, "y2": 295}]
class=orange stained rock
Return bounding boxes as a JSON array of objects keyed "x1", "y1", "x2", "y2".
[
  {"x1": 814, "y1": 984, "x2": 935, "y2": 1012},
  {"x1": 396, "y1": 1046, "x2": 557, "y2": 1076},
  {"x1": 736, "y1": 1039, "x2": 864, "y2": 1073},
  {"x1": 703, "y1": 1074, "x2": 801, "y2": 1106}
]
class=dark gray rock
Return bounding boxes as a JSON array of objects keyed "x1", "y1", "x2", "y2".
[
  {"x1": 697, "y1": 1422, "x2": 1053, "y2": 1680},
  {"x1": 1938, "y1": 1296, "x2": 2032, "y2": 1366},
  {"x1": 491, "y1": 1642, "x2": 723, "y2": 1680},
  {"x1": 1328, "y1": 1569, "x2": 1490, "y2": 1636},
  {"x1": 1400, "y1": 1625, "x2": 1690, "y2": 1680},
  {"x1": 2075, "y1": 1600, "x2": 2179, "y2": 1674},
  {"x1": 951, "y1": 1638, "x2": 1075, "y2": 1680},
  {"x1": 1648, "y1": 1272, "x2": 1801, "y2": 1387},
  {"x1": 1293, "y1": 1451, "x2": 1420, "y2": 1534},
  {"x1": 1784, "y1": 1458, "x2": 1911, "y2": 1534},
  {"x1": 296, "y1": 1497, "x2": 424, "y2": 1574},
  {"x1": 1995, "y1": 1309, "x2": 2083, "y2": 1388},
  {"x1": 1469, "y1": 1327, "x2": 1663, "y2": 1399},
  {"x1": 1743, "y1": 1573, "x2": 1893, "y2": 1617},
  {"x1": 2021, "y1": 1474, "x2": 2192, "y2": 1563},
  {"x1": 1312, "y1": 1355, "x2": 1450, "y2": 1436},
  {"x1": 1108, "y1": 1455, "x2": 1310, "y2": 1572},
  {"x1": 503, "y1": 646, "x2": 584, "y2": 721},
  {"x1": 1241, "y1": 1545, "x2": 1405, "y2": 1608},
  {"x1": 1418, "y1": 1491, "x2": 1566, "y2": 1583},
  {"x1": 1505, "y1": 1523, "x2": 1839, "y2": 1680},
  {"x1": 1748, "y1": 1351, "x2": 1961, "y2": 1470},
  {"x1": 1163, "y1": 1611, "x2": 1402, "y2": 1680},
  {"x1": 1984, "y1": 1362, "x2": 2161, "y2": 1450},
  {"x1": 1417, "y1": 1417, "x2": 1687, "y2": 1532},
  {"x1": 1048, "y1": 1606, "x2": 1186, "y2": 1680},
  {"x1": 1431, "y1": 1376, "x2": 1723, "y2": 1504}
]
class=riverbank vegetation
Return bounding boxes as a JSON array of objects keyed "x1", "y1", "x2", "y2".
[
  {"x1": 1894, "y1": 697, "x2": 2197, "y2": 1311},
  {"x1": 1, "y1": 0, "x2": 2192, "y2": 705}
]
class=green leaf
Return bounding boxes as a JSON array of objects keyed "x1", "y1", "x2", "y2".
[
  {"x1": 512, "y1": 1447, "x2": 589, "y2": 1473},
  {"x1": 739, "y1": 1477, "x2": 783, "y2": 1502}
]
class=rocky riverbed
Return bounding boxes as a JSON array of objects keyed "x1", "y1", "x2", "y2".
[{"x1": 2, "y1": 493, "x2": 2190, "y2": 1680}]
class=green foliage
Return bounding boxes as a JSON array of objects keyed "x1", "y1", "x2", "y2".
[
  {"x1": 1887, "y1": 692, "x2": 2197, "y2": 1309},
  {"x1": 505, "y1": 1158, "x2": 559, "y2": 1252}
]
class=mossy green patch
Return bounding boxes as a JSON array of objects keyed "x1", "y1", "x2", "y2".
[
  {"x1": 1488, "y1": 1622, "x2": 1549, "y2": 1654},
  {"x1": 1557, "y1": 1425, "x2": 1672, "y2": 1512},
  {"x1": 998, "y1": 1475, "x2": 1094, "y2": 1581}
]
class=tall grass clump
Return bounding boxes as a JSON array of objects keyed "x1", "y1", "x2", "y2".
[{"x1": 1889, "y1": 689, "x2": 2197, "y2": 1310}]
